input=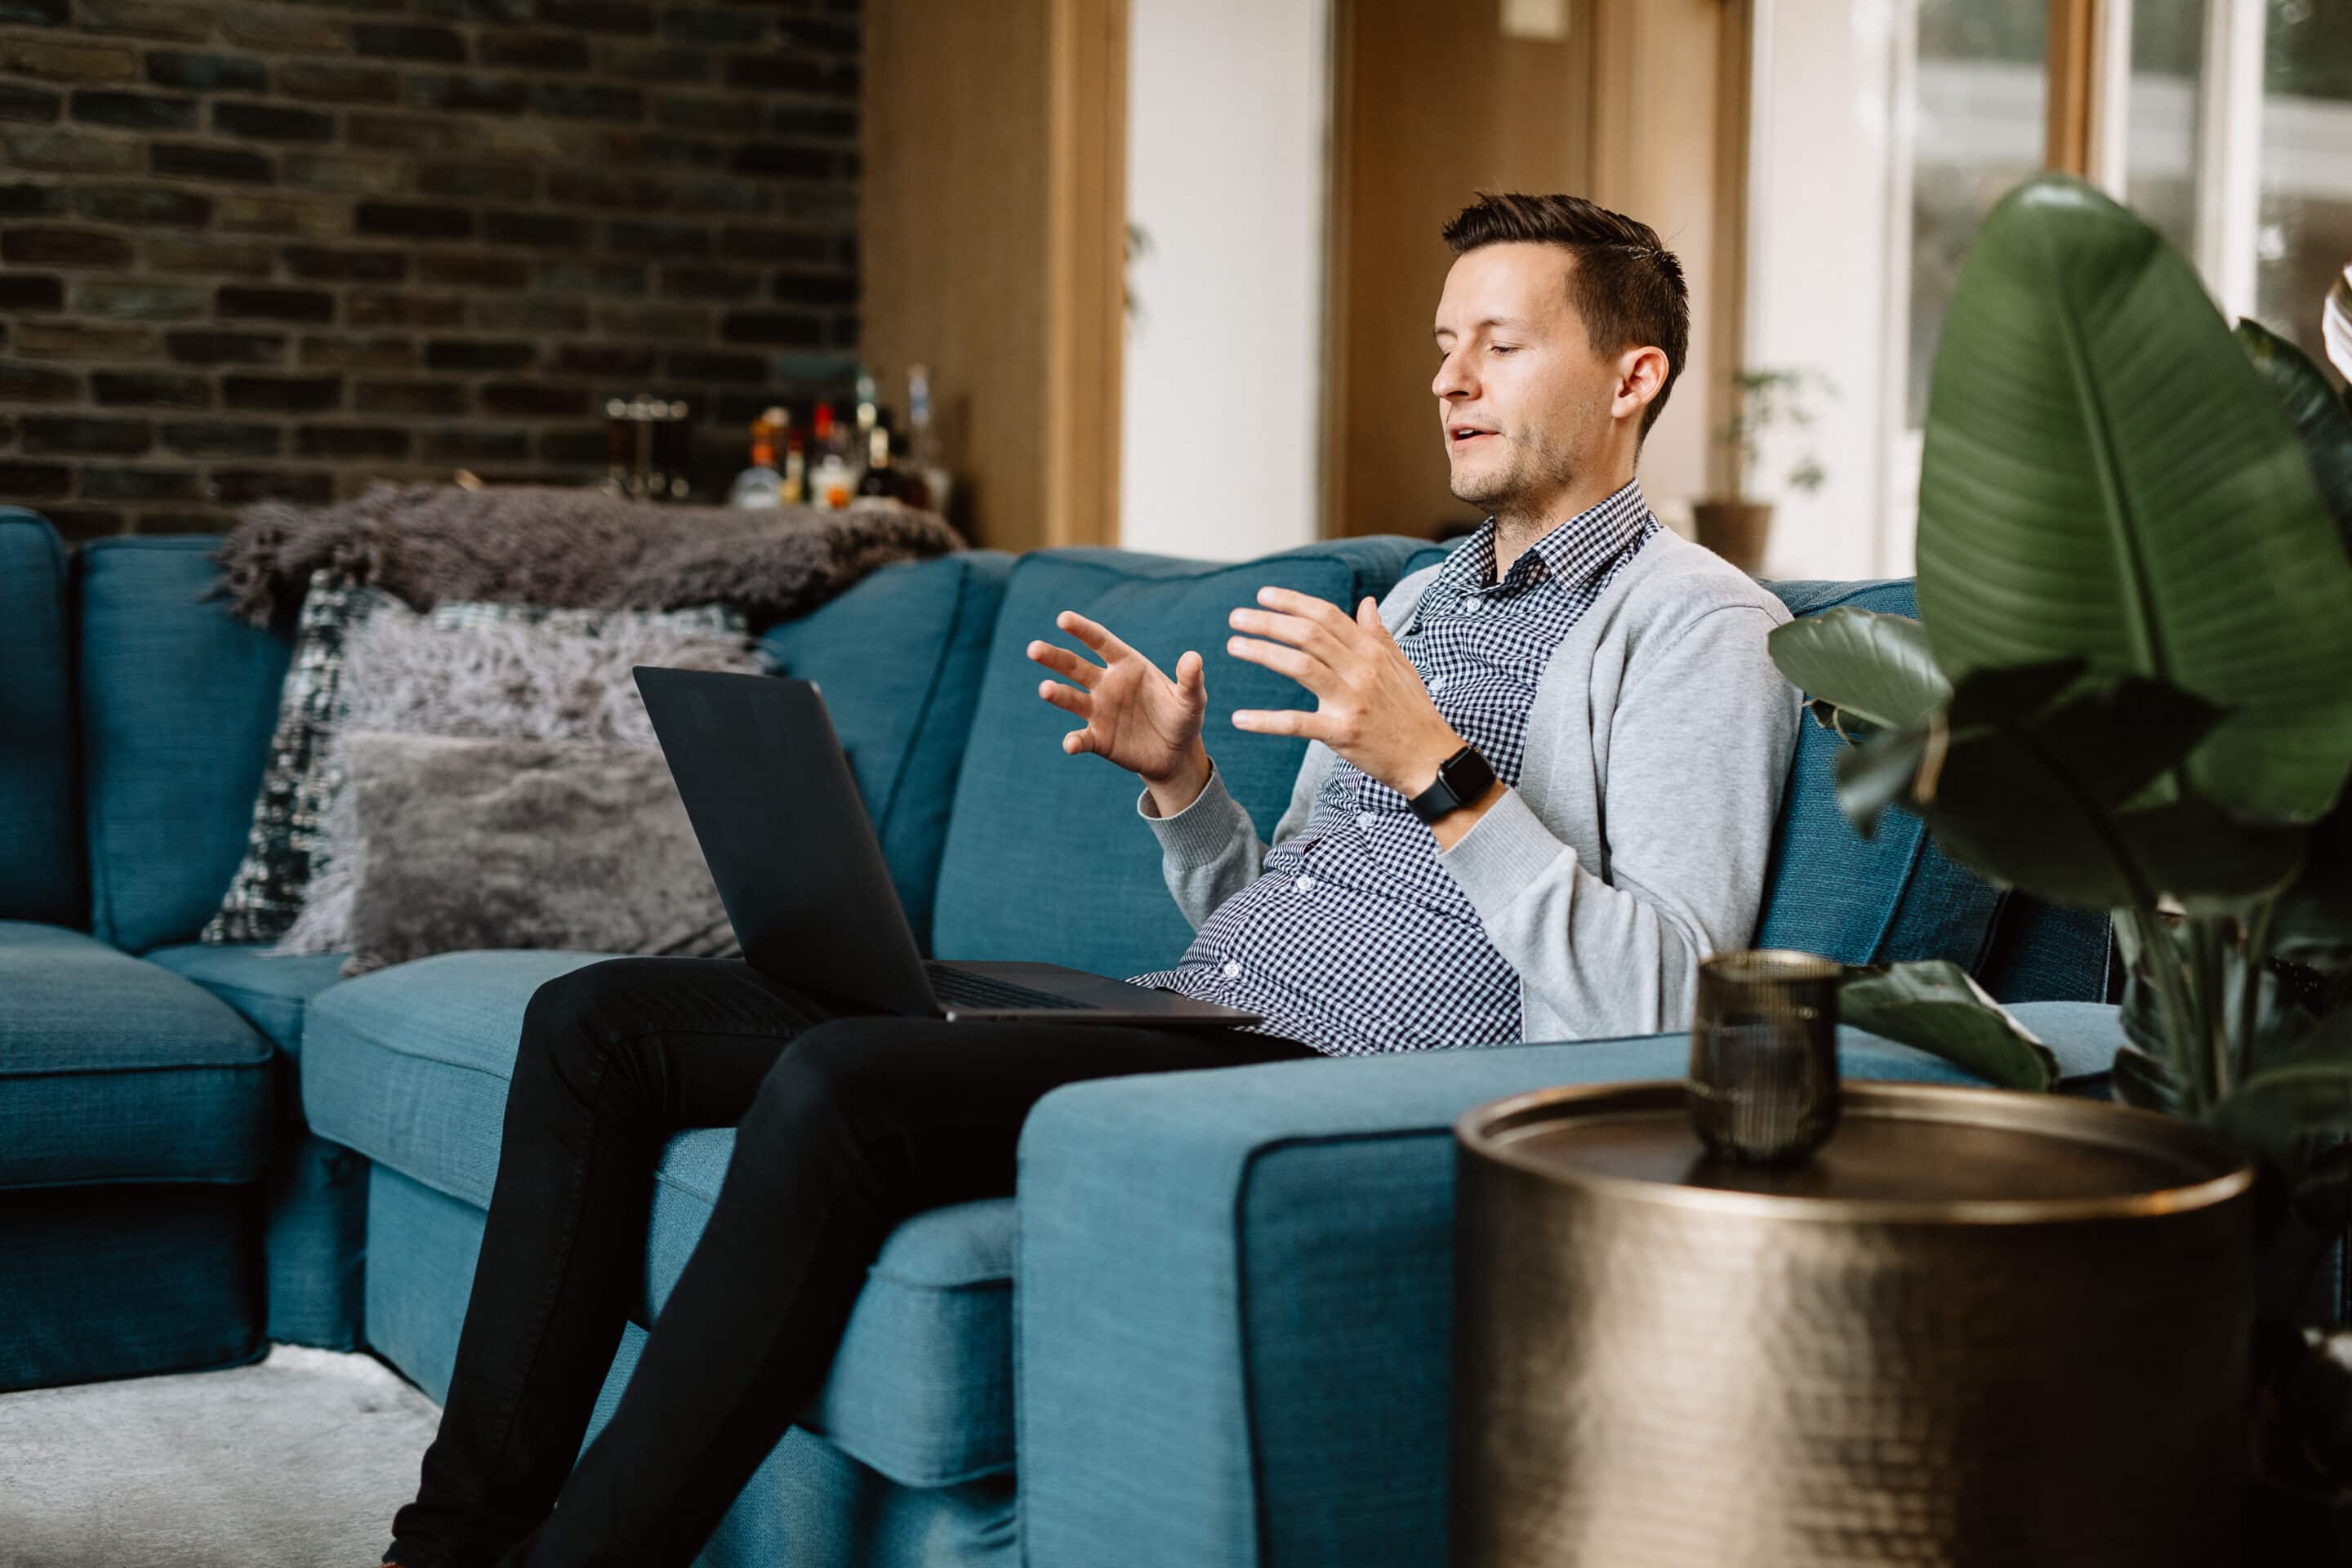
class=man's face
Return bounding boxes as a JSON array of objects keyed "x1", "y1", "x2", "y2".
[{"x1": 1431, "y1": 243, "x2": 1621, "y2": 521}]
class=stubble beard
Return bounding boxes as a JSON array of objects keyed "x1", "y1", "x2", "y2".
[{"x1": 1449, "y1": 429, "x2": 1584, "y2": 530}]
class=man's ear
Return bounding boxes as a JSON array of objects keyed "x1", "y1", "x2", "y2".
[{"x1": 1615, "y1": 346, "x2": 1670, "y2": 421}]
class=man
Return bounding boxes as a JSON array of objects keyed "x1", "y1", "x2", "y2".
[{"x1": 381, "y1": 193, "x2": 1797, "y2": 1568}]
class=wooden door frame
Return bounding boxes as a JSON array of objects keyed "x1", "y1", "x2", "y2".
[{"x1": 1045, "y1": 0, "x2": 1128, "y2": 549}]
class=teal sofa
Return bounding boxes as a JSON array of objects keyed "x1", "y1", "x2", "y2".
[{"x1": 0, "y1": 504, "x2": 2115, "y2": 1566}]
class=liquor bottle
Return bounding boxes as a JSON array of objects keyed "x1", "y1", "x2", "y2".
[
  {"x1": 780, "y1": 409, "x2": 806, "y2": 504},
  {"x1": 853, "y1": 369, "x2": 880, "y2": 445},
  {"x1": 809, "y1": 401, "x2": 856, "y2": 510},
  {"x1": 904, "y1": 363, "x2": 952, "y2": 517},
  {"x1": 728, "y1": 406, "x2": 786, "y2": 508},
  {"x1": 856, "y1": 424, "x2": 903, "y2": 501}
]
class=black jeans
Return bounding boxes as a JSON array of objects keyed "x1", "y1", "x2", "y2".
[{"x1": 385, "y1": 956, "x2": 1320, "y2": 1568}]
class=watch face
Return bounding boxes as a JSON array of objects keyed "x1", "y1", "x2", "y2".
[{"x1": 1441, "y1": 745, "x2": 1493, "y2": 797}]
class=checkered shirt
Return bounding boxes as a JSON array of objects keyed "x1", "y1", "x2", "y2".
[{"x1": 1128, "y1": 480, "x2": 1661, "y2": 1056}]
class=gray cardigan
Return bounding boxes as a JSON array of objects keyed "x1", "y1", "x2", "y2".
[{"x1": 1141, "y1": 526, "x2": 1799, "y2": 1045}]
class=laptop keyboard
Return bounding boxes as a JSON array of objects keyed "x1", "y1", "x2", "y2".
[{"x1": 926, "y1": 964, "x2": 1095, "y2": 1012}]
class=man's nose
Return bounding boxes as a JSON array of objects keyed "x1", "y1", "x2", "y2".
[{"x1": 1432, "y1": 354, "x2": 1473, "y2": 402}]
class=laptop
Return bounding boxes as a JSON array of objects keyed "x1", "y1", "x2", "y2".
[{"x1": 633, "y1": 666, "x2": 1262, "y2": 1027}]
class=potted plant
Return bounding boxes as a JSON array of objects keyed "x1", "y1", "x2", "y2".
[
  {"x1": 1769, "y1": 174, "x2": 2352, "y2": 1553},
  {"x1": 1691, "y1": 367, "x2": 1832, "y2": 573}
]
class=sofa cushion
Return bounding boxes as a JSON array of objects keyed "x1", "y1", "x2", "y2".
[
  {"x1": 1753, "y1": 577, "x2": 2006, "y2": 972},
  {"x1": 760, "y1": 551, "x2": 1014, "y2": 953},
  {"x1": 0, "y1": 921, "x2": 271, "y2": 1187},
  {"x1": 0, "y1": 510, "x2": 83, "y2": 928},
  {"x1": 929, "y1": 537, "x2": 1432, "y2": 978},
  {"x1": 1975, "y1": 895, "x2": 2115, "y2": 1003},
  {"x1": 145, "y1": 941, "x2": 350, "y2": 1057},
  {"x1": 301, "y1": 950, "x2": 1019, "y2": 1486},
  {"x1": 78, "y1": 536, "x2": 293, "y2": 954}
]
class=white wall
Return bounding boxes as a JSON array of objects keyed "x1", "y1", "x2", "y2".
[
  {"x1": 1119, "y1": 0, "x2": 1330, "y2": 561},
  {"x1": 1744, "y1": 0, "x2": 1907, "y2": 579}
]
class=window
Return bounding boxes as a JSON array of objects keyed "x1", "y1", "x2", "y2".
[
  {"x1": 2252, "y1": 0, "x2": 2352, "y2": 376},
  {"x1": 1745, "y1": 0, "x2": 2349, "y2": 581}
]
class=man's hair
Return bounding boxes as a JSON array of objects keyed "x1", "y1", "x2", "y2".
[{"x1": 1441, "y1": 192, "x2": 1689, "y2": 440}]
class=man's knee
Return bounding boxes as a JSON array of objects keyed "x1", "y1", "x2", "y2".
[
  {"x1": 749, "y1": 1017, "x2": 917, "y2": 1128},
  {"x1": 516, "y1": 958, "x2": 669, "y2": 1098}
]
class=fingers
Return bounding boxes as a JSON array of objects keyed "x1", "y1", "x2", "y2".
[
  {"x1": 1175, "y1": 649, "x2": 1206, "y2": 702},
  {"x1": 1226, "y1": 606, "x2": 1340, "y2": 666},
  {"x1": 1061, "y1": 726, "x2": 1093, "y2": 755},
  {"x1": 1027, "y1": 639, "x2": 1102, "y2": 688},
  {"x1": 1254, "y1": 586, "x2": 1357, "y2": 639},
  {"x1": 1036, "y1": 679, "x2": 1093, "y2": 718},
  {"x1": 1230, "y1": 707, "x2": 1316, "y2": 737},
  {"x1": 1055, "y1": 609, "x2": 1134, "y2": 662},
  {"x1": 1226, "y1": 634, "x2": 1321, "y2": 687}
]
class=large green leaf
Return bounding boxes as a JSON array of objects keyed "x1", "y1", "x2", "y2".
[
  {"x1": 1833, "y1": 673, "x2": 2236, "y2": 907},
  {"x1": 1916, "y1": 176, "x2": 2352, "y2": 821},
  {"x1": 1767, "y1": 609, "x2": 1951, "y2": 730},
  {"x1": 1840, "y1": 960, "x2": 2060, "y2": 1090},
  {"x1": 2237, "y1": 319, "x2": 2352, "y2": 540}
]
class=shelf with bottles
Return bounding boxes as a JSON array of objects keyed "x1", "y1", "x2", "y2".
[{"x1": 727, "y1": 364, "x2": 955, "y2": 517}]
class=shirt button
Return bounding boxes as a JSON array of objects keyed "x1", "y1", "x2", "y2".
[
  {"x1": 1222, "y1": 960, "x2": 1242, "y2": 979},
  {"x1": 1356, "y1": 811, "x2": 1376, "y2": 828},
  {"x1": 1427, "y1": 674, "x2": 1446, "y2": 693},
  {"x1": 1295, "y1": 875, "x2": 1316, "y2": 893}
]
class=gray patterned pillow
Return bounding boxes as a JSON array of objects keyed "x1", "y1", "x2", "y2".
[
  {"x1": 203, "y1": 578, "x2": 755, "y2": 947},
  {"x1": 265, "y1": 595, "x2": 766, "y2": 957},
  {"x1": 203, "y1": 571, "x2": 371, "y2": 945},
  {"x1": 337, "y1": 732, "x2": 736, "y2": 977}
]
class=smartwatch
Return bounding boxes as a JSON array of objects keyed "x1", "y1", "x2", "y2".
[{"x1": 1406, "y1": 742, "x2": 1497, "y2": 824}]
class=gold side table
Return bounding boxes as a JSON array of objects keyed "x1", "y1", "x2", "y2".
[{"x1": 1452, "y1": 1082, "x2": 2257, "y2": 1567}]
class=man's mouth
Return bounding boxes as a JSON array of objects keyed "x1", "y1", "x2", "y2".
[{"x1": 1449, "y1": 425, "x2": 1496, "y2": 450}]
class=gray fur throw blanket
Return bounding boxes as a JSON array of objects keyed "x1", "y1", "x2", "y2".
[{"x1": 210, "y1": 483, "x2": 966, "y2": 630}]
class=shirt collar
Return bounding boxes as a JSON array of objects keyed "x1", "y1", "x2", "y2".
[{"x1": 1447, "y1": 479, "x2": 1652, "y2": 596}]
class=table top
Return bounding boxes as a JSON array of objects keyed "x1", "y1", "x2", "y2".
[{"x1": 1461, "y1": 1081, "x2": 2250, "y2": 1219}]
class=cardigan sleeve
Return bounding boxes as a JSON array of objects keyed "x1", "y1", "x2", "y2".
[
  {"x1": 1436, "y1": 602, "x2": 1799, "y2": 1038},
  {"x1": 1134, "y1": 741, "x2": 1332, "y2": 932}
]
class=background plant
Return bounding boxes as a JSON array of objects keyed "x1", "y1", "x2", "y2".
[{"x1": 1717, "y1": 367, "x2": 1833, "y2": 501}]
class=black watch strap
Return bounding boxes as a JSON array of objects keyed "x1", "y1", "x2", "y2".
[{"x1": 1407, "y1": 742, "x2": 1496, "y2": 825}]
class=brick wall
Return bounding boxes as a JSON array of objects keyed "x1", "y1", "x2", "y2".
[{"x1": 0, "y1": 0, "x2": 861, "y2": 541}]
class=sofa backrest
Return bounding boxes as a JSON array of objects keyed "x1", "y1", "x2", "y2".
[
  {"x1": 77, "y1": 537, "x2": 294, "y2": 953},
  {"x1": 1754, "y1": 577, "x2": 2112, "y2": 1001},
  {"x1": 760, "y1": 550, "x2": 1013, "y2": 951},
  {"x1": 0, "y1": 509, "x2": 84, "y2": 929},
  {"x1": 929, "y1": 537, "x2": 1438, "y2": 978}
]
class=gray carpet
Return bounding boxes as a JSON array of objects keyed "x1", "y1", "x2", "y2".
[{"x1": 0, "y1": 1346, "x2": 442, "y2": 1568}]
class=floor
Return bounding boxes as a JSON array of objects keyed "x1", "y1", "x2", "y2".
[{"x1": 0, "y1": 1345, "x2": 441, "y2": 1568}]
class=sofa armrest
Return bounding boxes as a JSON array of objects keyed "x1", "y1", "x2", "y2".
[{"x1": 1013, "y1": 1017, "x2": 2114, "y2": 1568}]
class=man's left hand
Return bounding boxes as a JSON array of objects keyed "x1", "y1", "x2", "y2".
[{"x1": 1224, "y1": 587, "x2": 1463, "y2": 799}]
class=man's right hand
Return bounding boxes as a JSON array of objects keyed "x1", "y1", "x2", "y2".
[{"x1": 1028, "y1": 610, "x2": 1213, "y2": 815}]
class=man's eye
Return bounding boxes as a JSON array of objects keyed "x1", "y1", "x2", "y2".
[{"x1": 1491, "y1": 345, "x2": 1517, "y2": 355}]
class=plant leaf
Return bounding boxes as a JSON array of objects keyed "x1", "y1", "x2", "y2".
[
  {"x1": 1767, "y1": 609, "x2": 1952, "y2": 731},
  {"x1": 1944, "y1": 657, "x2": 2087, "y2": 729},
  {"x1": 2237, "y1": 318, "x2": 2352, "y2": 540},
  {"x1": 1904, "y1": 677, "x2": 2224, "y2": 907},
  {"x1": 1917, "y1": 176, "x2": 2352, "y2": 821},
  {"x1": 2110, "y1": 798, "x2": 2308, "y2": 910},
  {"x1": 1839, "y1": 960, "x2": 2060, "y2": 1091},
  {"x1": 1830, "y1": 720, "x2": 1927, "y2": 840},
  {"x1": 2220, "y1": 1009, "x2": 2352, "y2": 1147},
  {"x1": 2110, "y1": 1045, "x2": 2180, "y2": 1115}
]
